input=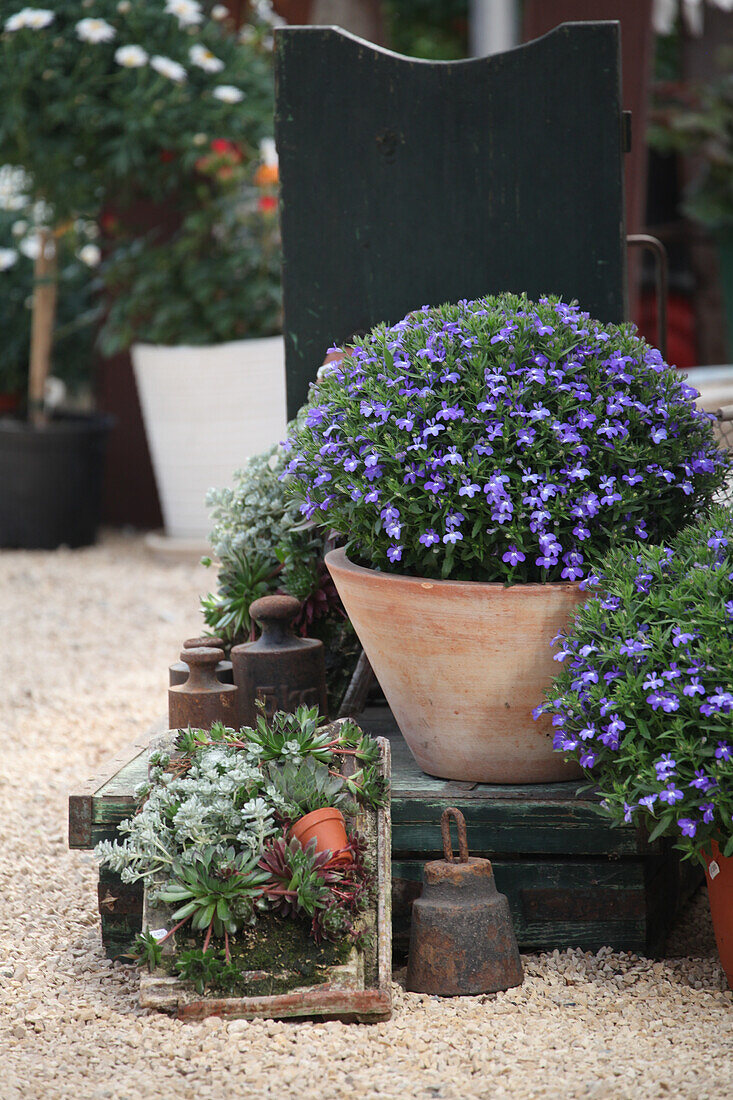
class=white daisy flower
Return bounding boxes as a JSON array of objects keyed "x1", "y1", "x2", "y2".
[
  {"x1": 115, "y1": 44, "x2": 148, "y2": 68},
  {"x1": 5, "y1": 8, "x2": 55, "y2": 31},
  {"x1": 189, "y1": 43, "x2": 225, "y2": 73},
  {"x1": 151, "y1": 55, "x2": 187, "y2": 82},
  {"x1": 164, "y1": 0, "x2": 202, "y2": 27},
  {"x1": 117, "y1": 1, "x2": 131, "y2": 11},
  {"x1": 11, "y1": 220, "x2": 27, "y2": 237},
  {"x1": 76, "y1": 17, "x2": 116, "y2": 44},
  {"x1": 211, "y1": 4, "x2": 229, "y2": 18},
  {"x1": 259, "y1": 137, "x2": 278, "y2": 167},
  {"x1": 213, "y1": 85, "x2": 244, "y2": 104},
  {"x1": 0, "y1": 248, "x2": 19, "y2": 271},
  {"x1": 79, "y1": 243, "x2": 101, "y2": 267}
]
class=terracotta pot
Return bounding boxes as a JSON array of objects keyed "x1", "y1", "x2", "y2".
[
  {"x1": 326, "y1": 548, "x2": 587, "y2": 783},
  {"x1": 290, "y1": 807, "x2": 350, "y2": 863},
  {"x1": 705, "y1": 842, "x2": 733, "y2": 989}
]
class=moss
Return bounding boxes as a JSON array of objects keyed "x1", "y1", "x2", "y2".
[{"x1": 164, "y1": 914, "x2": 352, "y2": 998}]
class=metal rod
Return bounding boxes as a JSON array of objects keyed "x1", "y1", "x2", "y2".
[{"x1": 627, "y1": 234, "x2": 669, "y2": 363}]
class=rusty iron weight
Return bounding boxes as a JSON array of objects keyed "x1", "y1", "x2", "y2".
[
  {"x1": 406, "y1": 807, "x2": 524, "y2": 996},
  {"x1": 168, "y1": 647, "x2": 238, "y2": 731},
  {"x1": 169, "y1": 635, "x2": 233, "y2": 687},
  {"x1": 231, "y1": 594, "x2": 328, "y2": 727}
]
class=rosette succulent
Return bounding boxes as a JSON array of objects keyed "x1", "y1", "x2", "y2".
[
  {"x1": 537, "y1": 506, "x2": 733, "y2": 861},
  {"x1": 283, "y1": 293, "x2": 729, "y2": 583}
]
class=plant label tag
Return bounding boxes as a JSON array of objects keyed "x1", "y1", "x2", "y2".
[
  {"x1": 149, "y1": 928, "x2": 168, "y2": 941},
  {"x1": 708, "y1": 861, "x2": 720, "y2": 881}
]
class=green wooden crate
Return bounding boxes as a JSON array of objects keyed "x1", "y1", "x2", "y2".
[
  {"x1": 358, "y1": 709, "x2": 700, "y2": 959},
  {"x1": 69, "y1": 713, "x2": 699, "y2": 960}
]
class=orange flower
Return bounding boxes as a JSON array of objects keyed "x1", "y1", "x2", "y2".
[{"x1": 254, "y1": 162, "x2": 278, "y2": 186}]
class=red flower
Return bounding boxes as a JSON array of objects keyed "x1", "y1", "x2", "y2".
[
  {"x1": 159, "y1": 149, "x2": 176, "y2": 163},
  {"x1": 210, "y1": 138, "x2": 243, "y2": 162},
  {"x1": 258, "y1": 194, "x2": 277, "y2": 213}
]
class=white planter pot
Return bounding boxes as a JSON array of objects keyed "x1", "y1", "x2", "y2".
[{"x1": 132, "y1": 337, "x2": 286, "y2": 539}]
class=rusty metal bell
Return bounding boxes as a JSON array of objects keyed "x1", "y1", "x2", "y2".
[
  {"x1": 168, "y1": 647, "x2": 238, "y2": 731},
  {"x1": 406, "y1": 808, "x2": 524, "y2": 996},
  {"x1": 231, "y1": 595, "x2": 328, "y2": 727}
]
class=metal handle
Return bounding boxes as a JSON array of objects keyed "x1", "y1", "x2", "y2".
[
  {"x1": 627, "y1": 233, "x2": 669, "y2": 362},
  {"x1": 441, "y1": 807, "x2": 469, "y2": 863}
]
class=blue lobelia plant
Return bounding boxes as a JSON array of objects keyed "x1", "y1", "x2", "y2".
[
  {"x1": 536, "y1": 505, "x2": 733, "y2": 863},
  {"x1": 282, "y1": 293, "x2": 730, "y2": 584}
]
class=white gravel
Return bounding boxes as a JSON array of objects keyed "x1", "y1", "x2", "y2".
[{"x1": 1, "y1": 532, "x2": 731, "y2": 1100}]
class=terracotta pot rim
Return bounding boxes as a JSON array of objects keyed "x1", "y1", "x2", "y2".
[
  {"x1": 292, "y1": 806, "x2": 345, "y2": 829},
  {"x1": 325, "y1": 546, "x2": 583, "y2": 594}
]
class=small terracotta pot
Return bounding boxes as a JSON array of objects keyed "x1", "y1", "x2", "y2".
[
  {"x1": 326, "y1": 547, "x2": 587, "y2": 783},
  {"x1": 290, "y1": 807, "x2": 350, "y2": 863},
  {"x1": 705, "y1": 841, "x2": 733, "y2": 989}
]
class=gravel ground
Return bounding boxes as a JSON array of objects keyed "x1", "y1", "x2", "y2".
[{"x1": 1, "y1": 532, "x2": 731, "y2": 1100}]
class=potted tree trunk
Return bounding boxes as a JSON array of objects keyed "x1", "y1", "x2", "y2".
[{"x1": 282, "y1": 292, "x2": 729, "y2": 782}]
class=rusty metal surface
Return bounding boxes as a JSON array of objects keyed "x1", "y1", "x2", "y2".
[
  {"x1": 406, "y1": 808, "x2": 524, "y2": 996},
  {"x1": 231, "y1": 594, "x2": 328, "y2": 727},
  {"x1": 441, "y1": 805, "x2": 469, "y2": 863},
  {"x1": 169, "y1": 636, "x2": 233, "y2": 686},
  {"x1": 168, "y1": 647, "x2": 238, "y2": 730}
]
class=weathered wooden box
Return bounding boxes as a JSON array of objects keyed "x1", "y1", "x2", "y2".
[
  {"x1": 134, "y1": 733, "x2": 391, "y2": 1022},
  {"x1": 70, "y1": 710, "x2": 699, "y2": 962}
]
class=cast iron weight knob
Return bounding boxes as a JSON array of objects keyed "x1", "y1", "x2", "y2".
[
  {"x1": 231, "y1": 594, "x2": 328, "y2": 726},
  {"x1": 250, "y1": 594, "x2": 302, "y2": 645},
  {"x1": 168, "y1": 646, "x2": 238, "y2": 730},
  {"x1": 169, "y1": 635, "x2": 233, "y2": 686}
]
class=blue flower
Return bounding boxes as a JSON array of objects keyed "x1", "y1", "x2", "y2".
[
  {"x1": 502, "y1": 545, "x2": 526, "y2": 567},
  {"x1": 715, "y1": 741, "x2": 732, "y2": 762},
  {"x1": 659, "y1": 785, "x2": 684, "y2": 805},
  {"x1": 677, "y1": 817, "x2": 697, "y2": 837},
  {"x1": 443, "y1": 530, "x2": 463, "y2": 544},
  {"x1": 419, "y1": 529, "x2": 440, "y2": 548},
  {"x1": 387, "y1": 544, "x2": 403, "y2": 562}
]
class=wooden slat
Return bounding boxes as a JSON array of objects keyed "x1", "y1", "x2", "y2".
[
  {"x1": 68, "y1": 724, "x2": 164, "y2": 848},
  {"x1": 393, "y1": 858, "x2": 650, "y2": 954},
  {"x1": 275, "y1": 22, "x2": 627, "y2": 416}
]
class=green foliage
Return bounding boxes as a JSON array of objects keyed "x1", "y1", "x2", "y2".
[
  {"x1": 173, "y1": 946, "x2": 240, "y2": 994},
  {"x1": 155, "y1": 846, "x2": 270, "y2": 937},
  {"x1": 649, "y1": 58, "x2": 733, "y2": 228},
  {"x1": 202, "y1": 430, "x2": 359, "y2": 709},
  {"x1": 98, "y1": 165, "x2": 281, "y2": 351},
  {"x1": 382, "y1": 0, "x2": 468, "y2": 60},
  {"x1": 259, "y1": 835, "x2": 331, "y2": 918},
  {"x1": 539, "y1": 505, "x2": 733, "y2": 862},
  {"x1": 0, "y1": 1, "x2": 275, "y2": 223},
  {"x1": 129, "y1": 930, "x2": 164, "y2": 971},
  {"x1": 200, "y1": 547, "x2": 276, "y2": 644},
  {"x1": 243, "y1": 704, "x2": 335, "y2": 764},
  {"x1": 265, "y1": 756, "x2": 356, "y2": 819},
  {"x1": 96, "y1": 708, "x2": 384, "y2": 960}
]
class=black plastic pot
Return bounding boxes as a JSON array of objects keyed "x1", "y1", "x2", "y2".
[{"x1": 0, "y1": 413, "x2": 113, "y2": 550}]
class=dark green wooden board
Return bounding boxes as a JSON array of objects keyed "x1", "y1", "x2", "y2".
[
  {"x1": 275, "y1": 22, "x2": 628, "y2": 417},
  {"x1": 70, "y1": 711, "x2": 698, "y2": 959}
]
